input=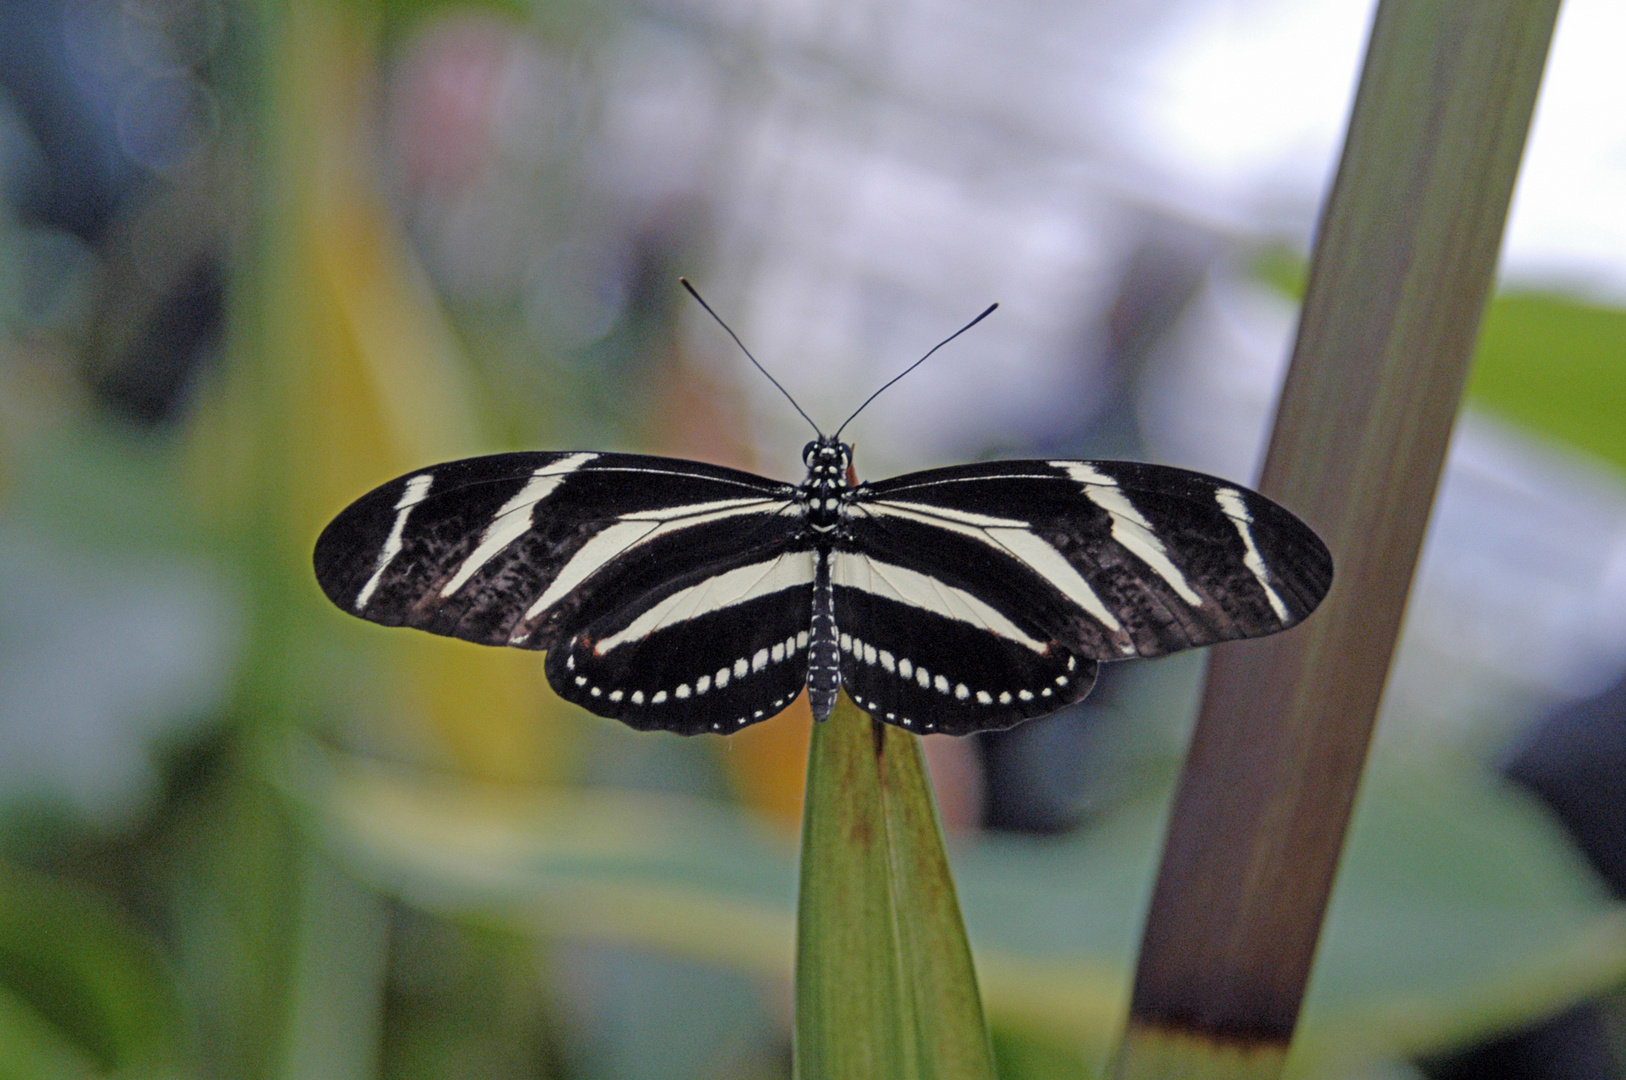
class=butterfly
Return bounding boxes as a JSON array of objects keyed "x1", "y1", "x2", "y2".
[{"x1": 313, "y1": 285, "x2": 1332, "y2": 736}]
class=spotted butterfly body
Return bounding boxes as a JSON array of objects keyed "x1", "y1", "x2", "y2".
[{"x1": 313, "y1": 434, "x2": 1332, "y2": 736}]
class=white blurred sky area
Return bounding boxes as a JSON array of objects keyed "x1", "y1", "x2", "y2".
[
  {"x1": 418, "y1": 0, "x2": 1626, "y2": 475},
  {"x1": 396, "y1": 0, "x2": 1626, "y2": 449},
  {"x1": 1123, "y1": 0, "x2": 1626, "y2": 299}
]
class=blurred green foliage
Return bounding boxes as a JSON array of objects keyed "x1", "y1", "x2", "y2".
[
  {"x1": 1469, "y1": 294, "x2": 1626, "y2": 470},
  {"x1": 1254, "y1": 244, "x2": 1626, "y2": 475},
  {"x1": 0, "y1": 865, "x2": 184, "y2": 1078}
]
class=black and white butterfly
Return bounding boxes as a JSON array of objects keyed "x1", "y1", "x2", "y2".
[{"x1": 313, "y1": 289, "x2": 1332, "y2": 736}]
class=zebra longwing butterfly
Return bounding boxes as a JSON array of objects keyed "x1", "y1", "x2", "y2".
[
  {"x1": 314, "y1": 438, "x2": 1331, "y2": 736},
  {"x1": 313, "y1": 291, "x2": 1332, "y2": 736}
]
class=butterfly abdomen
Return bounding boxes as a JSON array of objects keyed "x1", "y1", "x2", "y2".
[{"x1": 807, "y1": 549, "x2": 840, "y2": 721}]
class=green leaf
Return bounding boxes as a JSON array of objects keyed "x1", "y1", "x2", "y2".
[
  {"x1": 0, "y1": 865, "x2": 185, "y2": 1078},
  {"x1": 1467, "y1": 292, "x2": 1626, "y2": 470},
  {"x1": 1249, "y1": 263, "x2": 1626, "y2": 476},
  {"x1": 297, "y1": 734, "x2": 1626, "y2": 1075},
  {"x1": 794, "y1": 695, "x2": 996, "y2": 1080},
  {"x1": 0, "y1": 983, "x2": 102, "y2": 1080}
]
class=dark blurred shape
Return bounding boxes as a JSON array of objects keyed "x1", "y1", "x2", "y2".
[
  {"x1": 1075, "y1": 221, "x2": 1219, "y2": 458},
  {"x1": 979, "y1": 223, "x2": 1215, "y2": 835},
  {"x1": 978, "y1": 704, "x2": 1100, "y2": 834},
  {"x1": 0, "y1": 0, "x2": 140, "y2": 240},
  {"x1": 977, "y1": 656, "x2": 1191, "y2": 836},
  {"x1": 1506, "y1": 675, "x2": 1626, "y2": 899},
  {"x1": 382, "y1": 907, "x2": 568, "y2": 1080},
  {"x1": 1420, "y1": 1005, "x2": 1621, "y2": 1080},
  {"x1": 114, "y1": 71, "x2": 218, "y2": 176},
  {"x1": 1, "y1": 0, "x2": 232, "y2": 426},
  {"x1": 91, "y1": 251, "x2": 224, "y2": 424},
  {"x1": 1422, "y1": 677, "x2": 1626, "y2": 1080}
]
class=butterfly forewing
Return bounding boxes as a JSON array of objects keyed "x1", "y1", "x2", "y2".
[
  {"x1": 854, "y1": 458, "x2": 1331, "y2": 660},
  {"x1": 312, "y1": 451, "x2": 799, "y2": 653}
]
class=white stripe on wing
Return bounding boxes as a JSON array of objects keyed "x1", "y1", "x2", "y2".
[{"x1": 355, "y1": 473, "x2": 435, "y2": 610}]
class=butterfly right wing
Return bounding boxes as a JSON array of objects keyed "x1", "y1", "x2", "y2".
[
  {"x1": 851, "y1": 457, "x2": 1332, "y2": 659},
  {"x1": 314, "y1": 452, "x2": 816, "y2": 734}
]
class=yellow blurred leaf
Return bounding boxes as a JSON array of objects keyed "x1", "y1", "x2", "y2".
[{"x1": 212, "y1": 0, "x2": 578, "y2": 782}]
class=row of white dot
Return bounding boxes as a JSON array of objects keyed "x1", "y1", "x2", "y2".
[
  {"x1": 565, "y1": 630, "x2": 811, "y2": 730},
  {"x1": 837, "y1": 633, "x2": 1076, "y2": 707}
]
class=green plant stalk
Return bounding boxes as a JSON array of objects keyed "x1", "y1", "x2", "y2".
[
  {"x1": 274, "y1": 850, "x2": 390, "y2": 1080},
  {"x1": 1113, "y1": 0, "x2": 1562, "y2": 1074},
  {"x1": 795, "y1": 695, "x2": 996, "y2": 1080},
  {"x1": 0, "y1": 865, "x2": 185, "y2": 1075}
]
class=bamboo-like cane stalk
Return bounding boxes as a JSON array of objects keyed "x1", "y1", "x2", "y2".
[{"x1": 1113, "y1": 0, "x2": 1562, "y2": 1074}]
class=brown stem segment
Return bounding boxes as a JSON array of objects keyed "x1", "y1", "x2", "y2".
[{"x1": 1116, "y1": 0, "x2": 1561, "y2": 1063}]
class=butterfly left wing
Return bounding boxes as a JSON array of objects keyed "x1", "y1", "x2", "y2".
[
  {"x1": 835, "y1": 458, "x2": 1332, "y2": 734},
  {"x1": 313, "y1": 451, "x2": 815, "y2": 734}
]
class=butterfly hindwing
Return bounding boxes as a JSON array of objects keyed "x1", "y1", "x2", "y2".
[
  {"x1": 830, "y1": 545, "x2": 1099, "y2": 734},
  {"x1": 545, "y1": 542, "x2": 816, "y2": 735}
]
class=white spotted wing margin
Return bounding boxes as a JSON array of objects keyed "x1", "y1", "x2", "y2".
[
  {"x1": 834, "y1": 458, "x2": 1332, "y2": 735},
  {"x1": 312, "y1": 451, "x2": 814, "y2": 735}
]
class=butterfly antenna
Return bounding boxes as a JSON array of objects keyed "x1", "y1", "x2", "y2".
[
  {"x1": 834, "y1": 302, "x2": 998, "y2": 439},
  {"x1": 680, "y1": 278, "x2": 823, "y2": 438}
]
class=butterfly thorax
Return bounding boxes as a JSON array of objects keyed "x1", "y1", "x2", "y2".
[{"x1": 798, "y1": 436, "x2": 855, "y2": 537}]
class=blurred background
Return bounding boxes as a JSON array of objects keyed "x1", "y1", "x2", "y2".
[{"x1": 1, "y1": 0, "x2": 1623, "y2": 1077}]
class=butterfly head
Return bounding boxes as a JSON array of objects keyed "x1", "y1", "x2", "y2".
[{"x1": 802, "y1": 436, "x2": 851, "y2": 484}]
